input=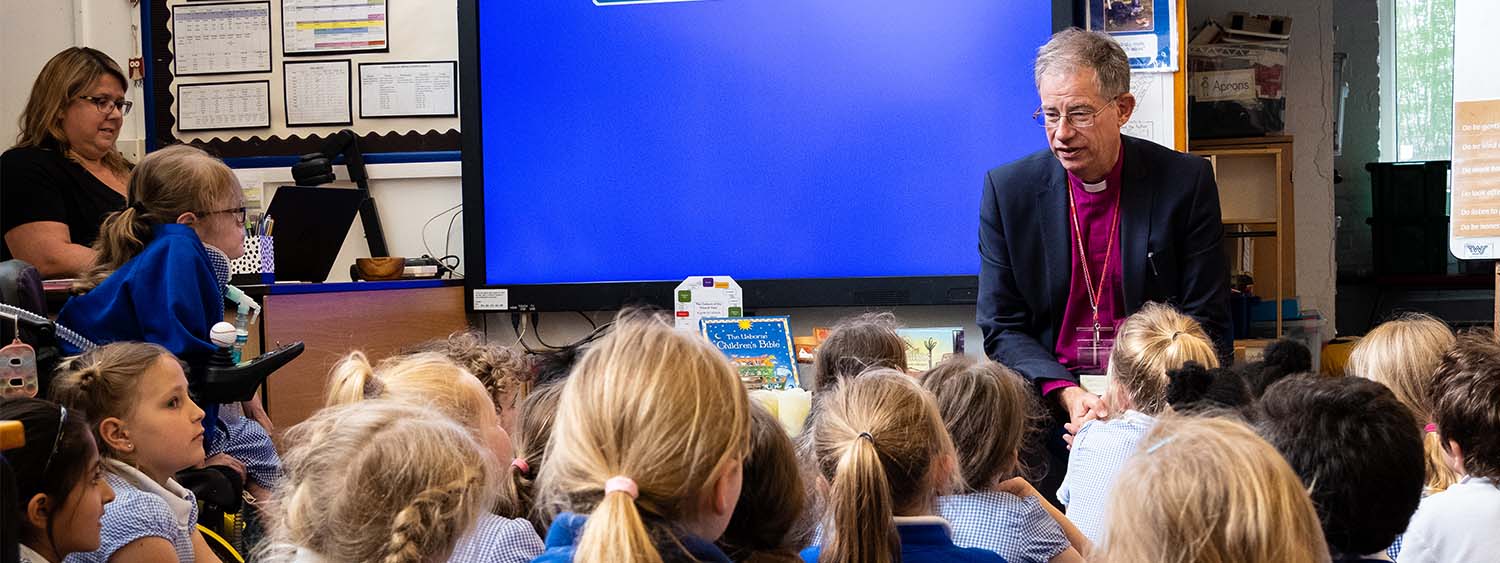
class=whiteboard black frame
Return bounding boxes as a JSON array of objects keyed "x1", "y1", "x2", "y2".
[
  {"x1": 170, "y1": 0, "x2": 274, "y2": 76},
  {"x1": 357, "y1": 60, "x2": 459, "y2": 119},
  {"x1": 458, "y1": 0, "x2": 1081, "y2": 312},
  {"x1": 175, "y1": 79, "x2": 273, "y2": 132},
  {"x1": 282, "y1": 59, "x2": 354, "y2": 127}
]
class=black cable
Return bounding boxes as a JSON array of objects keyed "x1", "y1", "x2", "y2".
[
  {"x1": 530, "y1": 311, "x2": 565, "y2": 349},
  {"x1": 576, "y1": 311, "x2": 598, "y2": 330},
  {"x1": 444, "y1": 209, "x2": 463, "y2": 277}
]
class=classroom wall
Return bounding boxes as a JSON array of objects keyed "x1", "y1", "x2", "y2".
[
  {"x1": 230, "y1": 163, "x2": 464, "y2": 283},
  {"x1": 1333, "y1": 0, "x2": 1382, "y2": 278},
  {"x1": 0, "y1": 0, "x2": 145, "y2": 159},
  {"x1": 12, "y1": 1, "x2": 1331, "y2": 356},
  {"x1": 1189, "y1": 0, "x2": 1338, "y2": 336}
]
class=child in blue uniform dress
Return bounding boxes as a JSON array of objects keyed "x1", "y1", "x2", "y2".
[
  {"x1": 924, "y1": 356, "x2": 1087, "y2": 563},
  {"x1": 49, "y1": 343, "x2": 221, "y2": 563},
  {"x1": 56, "y1": 144, "x2": 279, "y2": 498},
  {"x1": 802, "y1": 369, "x2": 1006, "y2": 563},
  {"x1": 531, "y1": 313, "x2": 751, "y2": 563}
]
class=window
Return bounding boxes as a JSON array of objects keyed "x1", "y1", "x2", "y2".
[{"x1": 1393, "y1": 0, "x2": 1454, "y2": 161}]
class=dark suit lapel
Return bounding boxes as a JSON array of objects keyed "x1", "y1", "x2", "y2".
[
  {"x1": 1119, "y1": 136, "x2": 1151, "y2": 311},
  {"x1": 1038, "y1": 162, "x2": 1071, "y2": 323}
]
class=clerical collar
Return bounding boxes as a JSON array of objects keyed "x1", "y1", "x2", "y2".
[{"x1": 1067, "y1": 143, "x2": 1125, "y2": 193}]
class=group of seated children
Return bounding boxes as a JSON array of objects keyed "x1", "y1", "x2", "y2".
[{"x1": 5, "y1": 145, "x2": 1500, "y2": 563}]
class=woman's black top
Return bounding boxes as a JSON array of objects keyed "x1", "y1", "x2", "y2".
[{"x1": 0, "y1": 142, "x2": 126, "y2": 261}]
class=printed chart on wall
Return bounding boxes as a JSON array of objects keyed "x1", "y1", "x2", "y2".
[
  {"x1": 282, "y1": 0, "x2": 389, "y2": 55},
  {"x1": 172, "y1": 2, "x2": 272, "y2": 75},
  {"x1": 1451, "y1": 0, "x2": 1500, "y2": 260},
  {"x1": 155, "y1": 0, "x2": 460, "y2": 158}
]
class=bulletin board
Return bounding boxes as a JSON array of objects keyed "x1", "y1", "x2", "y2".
[
  {"x1": 143, "y1": 0, "x2": 460, "y2": 161},
  {"x1": 1085, "y1": 0, "x2": 1189, "y2": 151}
]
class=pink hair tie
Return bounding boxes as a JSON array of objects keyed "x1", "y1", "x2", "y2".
[
  {"x1": 511, "y1": 458, "x2": 530, "y2": 474},
  {"x1": 604, "y1": 476, "x2": 639, "y2": 500},
  {"x1": 1424, "y1": 423, "x2": 1438, "y2": 434}
]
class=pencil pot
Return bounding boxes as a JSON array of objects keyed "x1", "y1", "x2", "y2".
[{"x1": 230, "y1": 235, "x2": 275, "y2": 285}]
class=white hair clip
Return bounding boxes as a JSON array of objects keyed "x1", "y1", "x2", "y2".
[{"x1": 1145, "y1": 436, "x2": 1175, "y2": 454}]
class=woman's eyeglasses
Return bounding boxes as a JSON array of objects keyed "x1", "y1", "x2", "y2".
[{"x1": 78, "y1": 95, "x2": 133, "y2": 117}]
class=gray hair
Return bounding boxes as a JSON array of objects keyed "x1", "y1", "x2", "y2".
[{"x1": 1034, "y1": 28, "x2": 1131, "y2": 99}]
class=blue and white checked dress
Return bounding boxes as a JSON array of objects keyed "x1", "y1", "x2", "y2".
[
  {"x1": 447, "y1": 513, "x2": 546, "y2": 563},
  {"x1": 209, "y1": 406, "x2": 282, "y2": 488},
  {"x1": 65, "y1": 460, "x2": 198, "y2": 563},
  {"x1": 1057, "y1": 409, "x2": 1158, "y2": 546},
  {"x1": 938, "y1": 491, "x2": 1071, "y2": 563}
]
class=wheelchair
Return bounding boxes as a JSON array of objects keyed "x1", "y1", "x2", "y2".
[{"x1": 0, "y1": 259, "x2": 303, "y2": 562}]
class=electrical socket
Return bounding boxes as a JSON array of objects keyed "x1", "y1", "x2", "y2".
[{"x1": 118, "y1": 138, "x2": 146, "y2": 162}]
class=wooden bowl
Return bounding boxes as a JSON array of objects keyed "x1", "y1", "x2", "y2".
[{"x1": 355, "y1": 257, "x2": 405, "y2": 281}]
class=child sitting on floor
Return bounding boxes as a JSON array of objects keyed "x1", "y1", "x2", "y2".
[
  {"x1": 0, "y1": 397, "x2": 115, "y2": 563},
  {"x1": 49, "y1": 342, "x2": 221, "y2": 563},
  {"x1": 804, "y1": 369, "x2": 1004, "y2": 563},
  {"x1": 1254, "y1": 375, "x2": 1425, "y2": 562},
  {"x1": 1397, "y1": 330, "x2": 1500, "y2": 562},
  {"x1": 256, "y1": 401, "x2": 501, "y2": 563},
  {"x1": 924, "y1": 355, "x2": 1087, "y2": 562},
  {"x1": 533, "y1": 311, "x2": 751, "y2": 563},
  {"x1": 1058, "y1": 302, "x2": 1218, "y2": 545},
  {"x1": 1096, "y1": 416, "x2": 1329, "y2": 563}
]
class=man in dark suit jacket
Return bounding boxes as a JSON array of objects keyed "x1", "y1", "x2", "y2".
[{"x1": 977, "y1": 29, "x2": 1230, "y2": 492}]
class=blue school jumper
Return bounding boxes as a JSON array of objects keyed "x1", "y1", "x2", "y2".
[
  {"x1": 532, "y1": 512, "x2": 732, "y2": 563},
  {"x1": 57, "y1": 224, "x2": 281, "y2": 486},
  {"x1": 801, "y1": 516, "x2": 1008, "y2": 563}
]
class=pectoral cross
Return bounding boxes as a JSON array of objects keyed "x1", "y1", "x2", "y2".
[{"x1": 1076, "y1": 319, "x2": 1115, "y2": 367}]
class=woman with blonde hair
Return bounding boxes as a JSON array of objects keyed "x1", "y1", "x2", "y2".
[
  {"x1": 1096, "y1": 416, "x2": 1329, "y2": 563},
  {"x1": 1058, "y1": 302, "x2": 1219, "y2": 545},
  {"x1": 3, "y1": 47, "x2": 132, "y2": 277},
  {"x1": 533, "y1": 311, "x2": 751, "y2": 563},
  {"x1": 323, "y1": 350, "x2": 543, "y2": 562},
  {"x1": 1346, "y1": 312, "x2": 1459, "y2": 494},
  {"x1": 803, "y1": 369, "x2": 1003, "y2": 563},
  {"x1": 256, "y1": 400, "x2": 500, "y2": 563}
]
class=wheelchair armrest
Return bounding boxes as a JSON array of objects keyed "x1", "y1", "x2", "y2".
[
  {"x1": 192, "y1": 342, "x2": 304, "y2": 405},
  {"x1": 175, "y1": 465, "x2": 244, "y2": 513}
]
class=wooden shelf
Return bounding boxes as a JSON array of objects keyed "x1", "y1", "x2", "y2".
[
  {"x1": 1224, "y1": 217, "x2": 1280, "y2": 225},
  {"x1": 1191, "y1": 136, "x2": 1296, "y2": 334}
]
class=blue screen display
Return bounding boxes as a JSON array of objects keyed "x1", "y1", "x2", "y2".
[{"x1": 479, "y1": 0, "x2": 1053, "y2": 286}]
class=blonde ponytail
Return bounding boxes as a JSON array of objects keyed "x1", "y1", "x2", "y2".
[
  {"x1": 324, "y1": 351, "x2": 383, "y2": 405},
  {"x1": 1107, "y1": 302, "x2": 1220, "y2": 415},
  {"x1": 576, "y1": 488, "x2": 657, "y2": 563},
  {"x1": 810, "y1": 369, "x2": 958, "y2": 563},
  {"x1": 825, "y1": 436, "x2": 898, "y2": 563},
  {"x1": 74, "y1": 205, "x2": 150, "y2": 292},
  {"x1": 1347, "y1": 312, "x2": 1459, "y2": 493},
  {"x1": 538, "y1": 310, "x2": 750, "y2": 563},
  {"x1": 74, "y1": 144, "x2": 240, "y2": 292}
]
